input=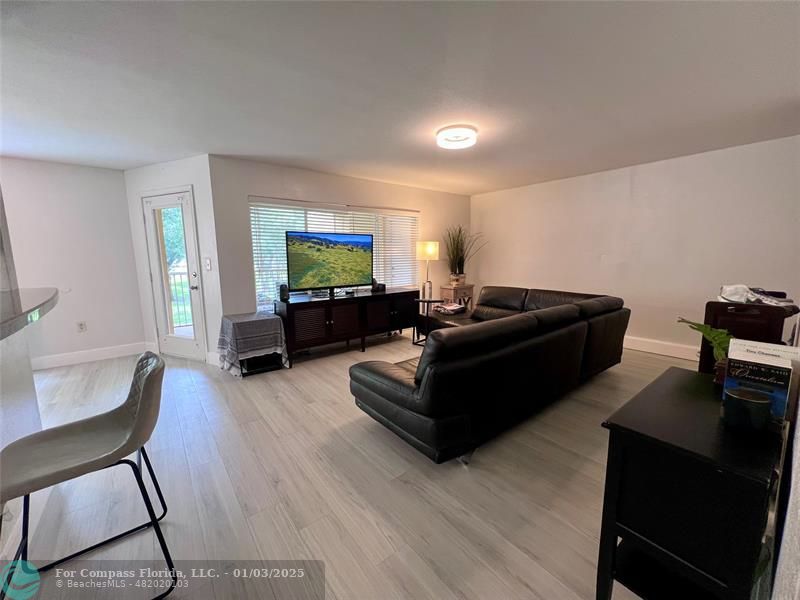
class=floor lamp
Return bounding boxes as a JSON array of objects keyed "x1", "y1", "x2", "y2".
[{"x1": 416, "y1": 241, "x2": 439, "y2": 300}]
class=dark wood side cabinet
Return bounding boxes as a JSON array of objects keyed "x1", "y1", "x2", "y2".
[
  {"x1": 275, "y1": 287, "x2": 419, "y2": 366},
  {"x1": 597, "y1": 367, "x2": 790, "y2": 600},
  {"x1": 699, "y1": 299, "x2": 799, "y2": 373}
]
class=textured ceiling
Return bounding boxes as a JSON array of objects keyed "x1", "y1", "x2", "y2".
[{"x1": 2, "y1": 1, "x2": 799, "y2": 194}]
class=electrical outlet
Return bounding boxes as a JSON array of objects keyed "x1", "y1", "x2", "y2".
[{"x1": 77, "y1": 321, "x2": 87, "y2": 333}]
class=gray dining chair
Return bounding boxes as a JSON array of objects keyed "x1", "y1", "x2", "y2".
[{"x1": 0, "y1": 352, "x2": 175, "y2": 599}]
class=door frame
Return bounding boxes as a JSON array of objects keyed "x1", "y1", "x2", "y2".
[{"x1": 140, "y1": 186, "x2": 208, "y2": 360}]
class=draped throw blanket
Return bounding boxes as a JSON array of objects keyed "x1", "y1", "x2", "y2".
[{"x1": 218, "y1": 311, "x2": 288, "y2": 375}]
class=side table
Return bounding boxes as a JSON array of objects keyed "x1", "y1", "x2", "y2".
[
  {"x1": 413, "y1": 298, "x2": 442, "y2": 346},
  {"x1": 218, "y1": 311, "x2": 289, "y2": 376},
  {"x1": 441, "y1": 283, "x2": 475, "y2": 310},
  {"x1": 597, "y1": 367, "x2": 789, "y2": 600}
]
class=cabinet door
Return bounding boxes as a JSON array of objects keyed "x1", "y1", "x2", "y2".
[
  {"x1": 615, "y1": 435, "x2": 767, "y2": 589},
  {"x1": 366, "y1": 300, "x2": 391, "y2": 332},
  {"x1": 292, "y1": 306, "x2": 329, "y2": 347},
  {"x1": 330, "y1": 303, "x2": 360, "y2": 338},
  {"x1": 392, "y1": 294, "x2": 418, "y2": 329}
]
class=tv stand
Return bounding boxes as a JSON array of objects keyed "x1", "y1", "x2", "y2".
[{"x1": 275, "y1": 287, "x2": 419, "y2": 367}]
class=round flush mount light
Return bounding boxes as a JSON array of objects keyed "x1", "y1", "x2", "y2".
[{"x1": 436, "y1": 125, "x2": 478, "y2": 150}]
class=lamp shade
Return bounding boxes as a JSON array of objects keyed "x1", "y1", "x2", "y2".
[{"x1": 416, "y1": 241, "x2": 439, "y2": 261}]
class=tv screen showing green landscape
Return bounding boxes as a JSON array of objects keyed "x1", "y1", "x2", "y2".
[{"x1": 286, "y1": 231, "x2": 373, "y2": 291}]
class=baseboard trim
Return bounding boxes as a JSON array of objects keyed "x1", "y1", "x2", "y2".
[
  {"x1": 32, "y1": 337, "x2": 695, "y2": 368},
  {"x1": 31, "y1": 342, "x2": 150, "y2": 371},
  {"x1": 624, "y1": 335, "x2": 699, "y2": 362}
]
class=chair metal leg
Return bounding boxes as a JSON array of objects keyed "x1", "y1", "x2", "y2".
[
  {"x1": 0, "y1": 555, "x2": 36, "y2": 600},
  {"x1": 20, "y1": 494, "x2": 29, "y2": 562},
  {"x1": 17, "y1": 451, "x2": 177, "y2": 599},
  {"x1": 37, "y1": 446, "x2": 168, "y2": 573},
  {"x1": 0, "y1": 496, "x2": 29, "y2": 600},
  {"x1": 122, "y1": 457, "x2": 177, "y2": 598},
  {"x1": 2, "y1": 448, "x2": 175, "y2": 599},
  {"x1": 3, "y1": 454, "x2": 173, "y2": 599},
  {"x1": 140, "y1": 447, "x2": 168, "y2": 522}
]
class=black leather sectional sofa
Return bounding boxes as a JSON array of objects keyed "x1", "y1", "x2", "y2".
[{"x1": 349, "y1": 286, "x2": 631, "y2": 463}]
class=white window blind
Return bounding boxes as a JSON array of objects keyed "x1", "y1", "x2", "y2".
[{"x1": 250, "y1": 201, "x2": 419, "y2": 308}]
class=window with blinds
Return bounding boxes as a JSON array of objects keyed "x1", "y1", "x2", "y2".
[{"x1": 249, "y1": 201, "x2": 419, "y2": 308}]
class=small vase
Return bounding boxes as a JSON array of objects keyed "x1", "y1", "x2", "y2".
[
  {"x1": 450, "y1": 273, "x2": 466, "y2": 285},
  {"x1": 722, "y1": 387, "x2": 771, "y2": 433}
]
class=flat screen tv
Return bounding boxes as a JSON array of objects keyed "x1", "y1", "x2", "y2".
[{"x1": 286, "y1": 231, "x2": 373, "y2": 292}]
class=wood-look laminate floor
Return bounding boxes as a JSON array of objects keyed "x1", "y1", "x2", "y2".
[{"x1": 21, "y1": 335, "x2": 693, "y2": 599}]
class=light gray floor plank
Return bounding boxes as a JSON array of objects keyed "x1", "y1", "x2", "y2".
[{"x1": 26, "y1": 335, "x2": 692, "y2": 599}]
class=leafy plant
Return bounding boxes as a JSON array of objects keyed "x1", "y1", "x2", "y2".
[
  {"x1": 160, "y1": 206, "x2": 186, "y2": 268},
  {"x1": 678, "y1": 317, "x2": 733, "y2": 362},
  {"x1": 443, "y1": 226, "x2": 486, "y2": 274}
]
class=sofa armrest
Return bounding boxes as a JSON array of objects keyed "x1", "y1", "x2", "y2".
[{"x1": 349, "y1": 361, "x2": 420, "y2": 412}]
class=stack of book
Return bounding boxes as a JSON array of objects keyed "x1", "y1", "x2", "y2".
[
  {"x1": 434, "y1": 303, "x2": 466, "y2": 315},
  {"x1": 723, "y1": 339, "x2": 800, "y2": 428}
]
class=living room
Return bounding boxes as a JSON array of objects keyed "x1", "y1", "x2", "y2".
[{"x1": 1, "y1": 2, "x2": 799, "y2": 599}]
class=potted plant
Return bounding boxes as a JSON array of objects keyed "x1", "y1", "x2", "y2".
[
  {"x1": 678, "y1": 317, "x2": 733, "y2": 385},
  {"x1": 443, "y1": 226, "x2": 486, "y2": 285}
]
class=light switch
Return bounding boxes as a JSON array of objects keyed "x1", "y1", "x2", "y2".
[{"x1": 204, "y1": 258, "x2": 212, "y2": 271}]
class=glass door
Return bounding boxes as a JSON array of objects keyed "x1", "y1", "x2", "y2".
[{"x1": 142, "y1": 191, "x2": 206, "y2": 360}]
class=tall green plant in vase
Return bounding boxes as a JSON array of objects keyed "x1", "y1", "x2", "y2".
[{"x1": 443, "y1": 226, "x2": 486, "y2": 285}]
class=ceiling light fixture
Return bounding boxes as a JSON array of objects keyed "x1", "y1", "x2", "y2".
[{"x1": 436, "y1": 125, "x2": 478, "y2": 150}]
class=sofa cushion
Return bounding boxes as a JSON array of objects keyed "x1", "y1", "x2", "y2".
[
  {"x1": 476, "y1": 286, "x2": 528, "y2": 311},
  {"x1": 575, "y1": 296, "x2": 624, "y2": 318},
  {"x1": 349, "y1": 361, "x2": 419, "y2": 412},
  {"x1": 396, "y1": 357, "x2": 420, "y2": 375},
  {"x1": 525, "y1": 304, "x2": 581, "y2": 332},
  {"x1": 524, "y1": 288, "x2": 598, "y2": 311},
  {"x1": 471, "y1": 305, "x2": 521, "y2": 322},
  {"x1": 414, "y1": 313, "x2": 538, "y2": 383}
]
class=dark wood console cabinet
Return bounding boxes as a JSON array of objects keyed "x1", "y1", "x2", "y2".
[
  {"x1": 699, "y1": 296, "x2": 799, "y2": 373},
  {"x1": 275, "y1": 287, "x2": 419, "y2": 366},
  {"x1": 597, "y1": 367, "x2": 792, "y2": 600}
]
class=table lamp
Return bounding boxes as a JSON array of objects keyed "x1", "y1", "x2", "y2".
[{"x1": 416, "y1": 241, "x2": 439, "y2": 300}]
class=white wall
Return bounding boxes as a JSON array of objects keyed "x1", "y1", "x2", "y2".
[
  {"x1": 208, "y1": 156, "x2": 471, "y2": 316},
  {"x1": 471, "y1": 136, "x2": 800, "y2": 359},
  {"x1": 123, "y1": 155, "x2": 223, "y2": 362},
  {"x1": 10, "y1": 140, "x2": 792, "y2": 367},
  {"x1": 0, "y1": 157, "x2": 145, "y2": 367}
]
